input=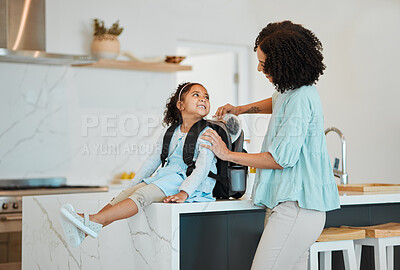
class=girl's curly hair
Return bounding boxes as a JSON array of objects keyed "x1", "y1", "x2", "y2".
[
  {"x1": 254, "y1": 21, "x2": 326, "y2": 93},
  {"x1": 163, "y1": 82, "x2": 203, "y2": 126}
]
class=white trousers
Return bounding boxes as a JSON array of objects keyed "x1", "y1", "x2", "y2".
[{"x1": 251, "y1": 201, "x2": 326, "y2": 270}]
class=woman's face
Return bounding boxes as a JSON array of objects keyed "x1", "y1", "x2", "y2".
[
  {"x1": 178, "y1": 85, "x2": 210, "y2": 119},
  {"x1": 256, "y1": 47, "x2": 273, "y2": 83}
]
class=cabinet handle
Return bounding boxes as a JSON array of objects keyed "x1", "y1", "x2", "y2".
[{"x1": 0, "y1": 215, "x2": 22, "y2": 221}]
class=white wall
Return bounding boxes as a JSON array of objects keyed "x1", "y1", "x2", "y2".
[{"x1": 0, "y1": 0, "x2": 399, "y2": 185}]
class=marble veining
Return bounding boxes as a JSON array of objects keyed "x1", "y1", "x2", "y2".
[{"x1": 0, "y1": 62, "x2": 171, "y2": 185}]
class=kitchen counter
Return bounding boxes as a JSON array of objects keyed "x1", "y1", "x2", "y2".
[
  {"x1": 22, "y1": 190, "x2": 400, "y2": 270},
  {"x1": 22, "y1": 191, "x2": 263, "y2": 270},
  {"x1": 339, "y1": 190, "x2": 400, "y2": 205}
]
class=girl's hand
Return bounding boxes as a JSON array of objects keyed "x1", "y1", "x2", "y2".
[
  {"x1": 213, "y1": 103, "x2": 238, "y2": 119},
  {"x1": 201, "y1": 129, "x2": 231, "y2": 161},
  {"x1": 164, "y1": 191, "x2": 188, "y2": 203}
]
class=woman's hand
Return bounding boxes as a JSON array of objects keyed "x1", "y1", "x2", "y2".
[
  {"x1": 213, "y1": 103, "x2": 238, "y2": 119},
  {"x1": 201, "y1": 129, "x2": 231, "y2": 161},
  {"x1": 164, "y1": 191, "x2": 188, "y2": 203}
]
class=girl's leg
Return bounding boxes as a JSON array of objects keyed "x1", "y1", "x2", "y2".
[
  {"x1": 251, "y1": 201, "x2": 325, "y2": 270},
  {"x1": 88, "y1": 184, "x2": 165, "y2": 226},
  {"x1": 90, "y1": 198, "x2": 139, "y2": 226},
  {"x1": 106, "y1": 182, "x2": 147, "y2": 209},
  {"x1": 78, "y1": 182, "x2": 147, "y2": 226}
]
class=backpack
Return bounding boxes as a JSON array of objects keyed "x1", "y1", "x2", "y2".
[{"x1": 160, "y1": 119, "x2": 248, "y2": 199}]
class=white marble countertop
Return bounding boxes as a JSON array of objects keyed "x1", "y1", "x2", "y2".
[
  {"x1": 339, "y1": 190, "x2": 400, "y2": 205},
  {"x1": 25, "y1": 186, "x2": 400, "y2": 210},
  {"x1": 108, "y1": 185, "x2": 400, "y2": 207},
  {"x1": 105, "y1": 187, "x2": 400, "y2": 208}
]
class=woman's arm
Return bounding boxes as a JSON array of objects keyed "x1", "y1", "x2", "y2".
[
  {"x1": 237, "y1": 98, "x2": 273, "y2": 115},
  {"x1": 201, "y1": 129, "x2": 283, "y2": 170},
  {"x1": 226, "y1": 151, "x2": 282, "y2": 169},
  {"x1": 214, "y1": 98, "x2": 272, "y2": 118}
]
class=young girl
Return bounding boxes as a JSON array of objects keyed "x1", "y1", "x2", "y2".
[{"x1": 60, "y1": 82, "x2": 217, "y2": 247}]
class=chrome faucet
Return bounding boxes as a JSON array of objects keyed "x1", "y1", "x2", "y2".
[{"x1": 325, "y1": 127, "x2": 348, "y2": 185}]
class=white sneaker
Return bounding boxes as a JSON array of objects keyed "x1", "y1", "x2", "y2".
[
  {"x1": 60, "y1": 203, "x2": 103, "y2": 238},
  {"x1": 59, "y1": 204, "x2": 85, "y2": 247}
]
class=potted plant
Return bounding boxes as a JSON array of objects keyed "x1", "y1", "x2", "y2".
[{"x1": 91, "y1": 19, "x2": 124, "y2": 59}]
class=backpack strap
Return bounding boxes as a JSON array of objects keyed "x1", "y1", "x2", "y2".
[
  {"x1": 183, "y1": 119, "x2": 208, "y2": 176},
  {"x1": 160, "y1": 122, "x2": 181, "y2": 167},
  {"x1": 205, "y1": 122, "x2": 231, "y2": 183}
]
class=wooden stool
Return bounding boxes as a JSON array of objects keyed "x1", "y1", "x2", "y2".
[
  {"x1": 351, "y1": 223, "x2": 400, "y2": 270},
  {"x1": 309, "y1": 227, "x2": 365, "y2": 270}
]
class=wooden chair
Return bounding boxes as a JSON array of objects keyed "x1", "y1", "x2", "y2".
[
  {"x1": 309, "y1": 227, "x2": 365, "y2": 270},
  {"x1": 348, "y1": 223, "x2": 400, "y2": 270}
]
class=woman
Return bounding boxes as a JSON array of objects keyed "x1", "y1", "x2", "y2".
[{"x1": 201, "y1": 21, "x2": 340, "y2": 269}]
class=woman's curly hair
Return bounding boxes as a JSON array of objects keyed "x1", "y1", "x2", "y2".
[
  {"x1": 254, "y1": 21, "x2": 326, "y2": 93},
  {"x1": 163, "y1": 82, "x2": 202, "y2": 126}
]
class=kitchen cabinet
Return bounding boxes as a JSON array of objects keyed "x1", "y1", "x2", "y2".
[
  {"x1": 0, "y1": 232, "x2": 21, "y2": 265},
  {"x1": 180, "y1": 210, "x2": 265, "y2": 270}
]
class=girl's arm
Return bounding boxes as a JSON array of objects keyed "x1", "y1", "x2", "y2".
[
  {"x1": 127, "y1": 132, "x2": 164, "y2": 187},
  {"x1": 214, "y1": 98, "x2": 272, "y2": 118},
  {"x1": 164, "y1": 134, "x2": 216, "y2": 203},
  {"x1": 180, "y1": 140, "x2": 216, "y2": 196}
]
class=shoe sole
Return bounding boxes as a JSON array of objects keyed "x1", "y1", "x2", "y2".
[
  {"x1": 59, "y1": 205, "x2": 83, "y2": 247},
  {"x1": 60, "y1": 206, "x2": 98, "y2": 238}
]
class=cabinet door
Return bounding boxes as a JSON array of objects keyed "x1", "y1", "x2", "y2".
[
  {"x1": 227, "y1": 210, "x2": 265, "y2": 270},
  {"x1": 0, "y1": 233, "x2": 8, "y2": 263},
  {"x1": 180, "y1": 209, "x2": 265, "y2": 270},
  {"x1": 180, "y1": 212, "x2": 228, "y2": 270}
]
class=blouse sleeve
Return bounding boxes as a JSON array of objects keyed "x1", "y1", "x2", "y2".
[
  {"x1": 127, "y1": 131, "x2": 164, "y2": 187},
  {"x1": 268, "y1": 94, "x2": 312, "y2": 168},
  {"x1": 179, "y1": 130, "x2": 216, "y2": 197}
]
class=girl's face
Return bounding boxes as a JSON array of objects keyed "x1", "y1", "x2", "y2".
[
  {"x1": 256, "y1": 47, "x2": 273, "y2": 83},
  {"x1": 178, "y1": 85, "x2": 210, "y2": 119}
]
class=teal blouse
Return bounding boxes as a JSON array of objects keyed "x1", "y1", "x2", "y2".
[{"x1": 252, "y1": 85, "x2": 340, "y2": 212}]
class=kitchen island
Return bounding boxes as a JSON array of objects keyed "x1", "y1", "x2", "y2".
[
  {"x1": 22, "y1": 191, "x2": 265, "y2": 270},
  {"x1": 22, "y1": 190, "x2": 400, "y2": 270}
]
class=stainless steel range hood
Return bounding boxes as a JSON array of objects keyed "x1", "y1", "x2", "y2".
[{"x1": 0, "y1": 0, "x2": 96, "y2": 65}]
